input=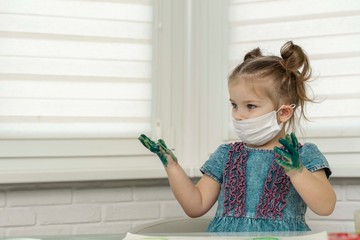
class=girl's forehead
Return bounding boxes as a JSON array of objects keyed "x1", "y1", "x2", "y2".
[
  {"x1": 230, "y1": 73, "x2": 275, "y2": 88},
  {"x1": 229, "y1": 76, "x2": 276, "y2": 101}
]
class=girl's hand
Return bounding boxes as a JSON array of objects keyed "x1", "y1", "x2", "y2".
[
  {"x1": 138, "y1": 134, "x2": 178, "y2": 167},
  {"x1": 274, "y1": 133, "x2": 304, "y2": 176}
]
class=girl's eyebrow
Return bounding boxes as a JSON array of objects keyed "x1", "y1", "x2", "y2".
[{"x1": 230, "y1": 96, "x2": 262, "y2": 103}]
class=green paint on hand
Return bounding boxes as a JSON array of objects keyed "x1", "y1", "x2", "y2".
[
  {"x1": 274, "y1": 132, "x2": 303, "y2": 174},
  {"x1": 138, "y1": 134, "x2": 177, "y2": 167}
]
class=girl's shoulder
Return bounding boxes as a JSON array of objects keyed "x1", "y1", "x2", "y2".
[
  {"x1": 300, "y1": 142, "x2": 332, "y2": 177},
  {"x1": 201, "y1": 143, "x2": 233, "y2": 184},
  {"x1": 300, "y1": 142, "x2": 322, "y2": 154},
  {"x1": 213, "y1": 143, "x2": 232, "y2": 155}
]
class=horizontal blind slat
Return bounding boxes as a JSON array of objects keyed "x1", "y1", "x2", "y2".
[
  {"x1": 0, "y1": 99, "x2": 151, "y2": 117},
  {"x1": 229, "y1": 0, "x2": 360, "y2": 23},
  {"x1": 306, "y1": 99, "x2": 360, "y2": 118},
  {"x1": 0, "y1": 121, "x2": 151, "y2": 138},
  {"x1": 0, "y1": 14, "x2": 152, "y2": 40},
  {"x1": 229, "y1": 35, "x2": 360, "y2": 60},
  {"x1": 0, "y1": 57, "x2": 151, "y2": 78},
  {"x1": 230, "y1": 15, "x2": 360, "y2": 43},
  {"x1": 310, "y1": 76, "x2": 360, "y2": 97},
  {"x1": 0, "y1": 0, "x2": 152, "y2": 21},
  {"x1": 0, "y1": 138, "x2": 151, "y2": 157},
  {"x1": 0, "y1": 38, "x2": 152, "y2": 60},
  {"x1": 0, "y1": 80, "x2": 151, "y2": 100}
]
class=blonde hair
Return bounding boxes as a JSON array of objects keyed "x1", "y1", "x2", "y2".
[{"x1": 228, "y1": 41, "x2": 313, "y2": 131}]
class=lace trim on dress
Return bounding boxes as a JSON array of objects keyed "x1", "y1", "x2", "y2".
[
  {"x1": 223, "y1": 142, "x2": 248, "y2": 217},
  {"x1": 255, "y1": 151, "x2": 290, "y2": 220}
]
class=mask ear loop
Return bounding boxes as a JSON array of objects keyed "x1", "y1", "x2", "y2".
[{"x1": 276, "y1": 104, "x2": 296, "y2": 114}]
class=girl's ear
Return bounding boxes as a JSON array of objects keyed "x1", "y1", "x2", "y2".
[{"x1": 278, "y1": 105, "x2": 294, "y2": 123}]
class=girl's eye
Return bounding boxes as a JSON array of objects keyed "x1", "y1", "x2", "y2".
[
  {"x1": 247, "y1": 104, "x2": 256, "y2": 110},
  {"x1": 231, "y1": 102, "x2": 238, "y2": 109}
]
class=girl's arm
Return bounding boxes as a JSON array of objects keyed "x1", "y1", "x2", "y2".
[
  {"x1": 288, "y1": 168, "x2": 336, "y2": 216},
  {"x1": 138, "y1": 134, "x2": 220, "y2": 217},
  {"x1": 165, "y1": 164, "x2": 220, "y2": 217}
]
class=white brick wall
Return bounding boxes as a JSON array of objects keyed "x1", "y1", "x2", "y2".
[
  {"x1": 0, "y1": 178, "x2": 358, "y2": 237},
  {"x1": 307, "y1": 178, "x2": 360, "y2": 233}
]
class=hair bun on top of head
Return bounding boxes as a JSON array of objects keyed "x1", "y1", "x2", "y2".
[
  {"x1": 244, "y1": 47, "x2": 262, "y2": 61},
  {"x1": 280, "y1": 41, "x2": 311, "y2": 80}
]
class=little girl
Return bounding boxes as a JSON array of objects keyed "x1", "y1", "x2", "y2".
[{"x1": 139, "y1": 41, "x2": 336, "y2": 232}]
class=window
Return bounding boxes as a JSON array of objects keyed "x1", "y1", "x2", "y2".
[
  {"x1": 0, "y1": 0, "x2": 153, "y2": 138},
  {"x1": 1, "y1": 1, "x2": 358, "y2": 183},
  {"x1": 0, "y1": 0, "x2": 164, "y2": 183}
]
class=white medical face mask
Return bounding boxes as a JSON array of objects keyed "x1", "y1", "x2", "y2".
[{"x1": 232, "y1": 105, "x2": 293, "y2": 146}]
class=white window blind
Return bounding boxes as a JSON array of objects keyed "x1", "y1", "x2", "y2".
[
  {"x1": 0, "y1": 0, "x2": 160, "y2": 183},
  {"x1": 226, "y1": 0, "x2": 360, "y2": 177},
  {"x1": 0, "y1": 0, "x2": 153, "y2": 138}
]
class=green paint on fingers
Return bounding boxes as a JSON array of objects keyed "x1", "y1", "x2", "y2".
[
  {"x1": 274, "y1": 132, "x2": 303, "y2": 174},
  {"x1": 138, "y1": 134, "x2": 178, "y2": 167}
]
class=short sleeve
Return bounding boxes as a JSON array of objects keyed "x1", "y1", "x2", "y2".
[
  {"x1": 200, "y1": 144, "x2": 230, "y2": 184},
  {"x1": 300, "y1": 143, "x2": 332, "y2": 178}
]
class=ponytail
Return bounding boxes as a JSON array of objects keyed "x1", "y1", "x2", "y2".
[{"x1": 280, "y1": 41, "x2": 313, "y2": 122}]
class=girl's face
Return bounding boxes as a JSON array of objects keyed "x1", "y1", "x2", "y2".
[{"x1": 229, "y1": 78, "x2": 276, "y2": 121}]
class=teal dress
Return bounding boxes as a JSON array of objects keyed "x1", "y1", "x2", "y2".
[{"x1": 200, "y1": 142, "x2": 331, "y2": 232}]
